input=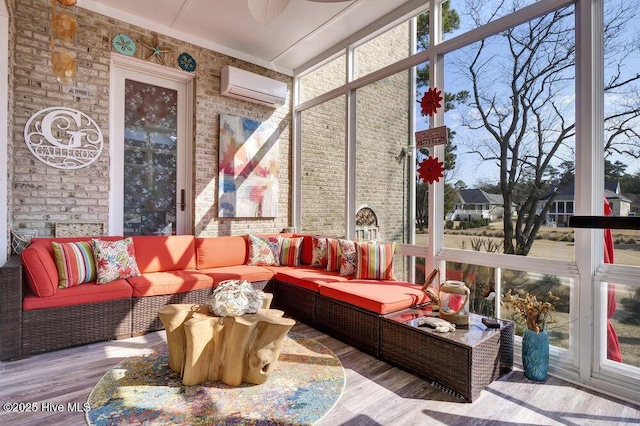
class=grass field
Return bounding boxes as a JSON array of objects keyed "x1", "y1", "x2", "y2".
[{"x1": 414, "y1": 225, "x2": 640, "y2": 369}]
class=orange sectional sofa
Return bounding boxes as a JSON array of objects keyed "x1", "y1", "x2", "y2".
[{"x1": 0, "y1": 233, "x2": 429, "y2": 360}]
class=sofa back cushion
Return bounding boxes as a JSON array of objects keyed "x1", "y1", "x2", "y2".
[
  {"x1": 196, "y1": 236, "x2": 248, "y2": 269},
  {"x1": 21, "y1": 236, "x2": 123, "y2": 297},
  {"x1": 131, "y1": 235, "x2": 196, "y2": 273},
  {"x1": 295, "y1": 234, "x2": 314, "y2": 266}
]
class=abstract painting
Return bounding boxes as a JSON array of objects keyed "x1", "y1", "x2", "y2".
[{"x1": 218, "y1": 114, "x2": 279, "y2": 217}]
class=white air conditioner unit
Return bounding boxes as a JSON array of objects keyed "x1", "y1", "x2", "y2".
[{"x1": 220, "y1": 65, "x2": 287, "y2": 108}]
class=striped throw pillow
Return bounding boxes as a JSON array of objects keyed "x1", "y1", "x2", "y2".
[
  {"x1": 52, "y1": 241, "x2": 97, "y2": 288},
  {"x1": 326, "y1": 237, "x2": 341, "y2": 272},
  {"x1": 355, "y1": 241, "x2": 396, "y2": 280},
  {"x1": 279, "y1": 236, "x2": 303, "y2": 266}
]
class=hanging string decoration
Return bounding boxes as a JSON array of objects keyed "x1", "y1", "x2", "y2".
[
  {"x1": 417, "y1": 155, "x2": 444, "y2": 184},
  {"x1": 420, "y1": 87, "x2": 443, "y2": 117},
  {"x1": 50, "y1": 0, "x2": 77, "y2": 84}
]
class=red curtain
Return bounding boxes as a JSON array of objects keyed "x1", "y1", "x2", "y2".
[{"x1": 604, "y1": 199, "x2": 622, "y2": 362}]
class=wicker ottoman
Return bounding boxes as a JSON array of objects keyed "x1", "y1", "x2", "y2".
[{"x1": 380, "y1": 306, "x2": 514, "y2": 402}]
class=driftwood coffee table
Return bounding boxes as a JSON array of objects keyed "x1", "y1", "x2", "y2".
[{"x1": 158, "y1": 294, "x2": 295, "y2": 386}]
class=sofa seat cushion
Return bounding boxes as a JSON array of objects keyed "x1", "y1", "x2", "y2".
[
  {"x1": 23, "y1": 279, "x2": 132, "y2": 311},
  {"x1": 197, "y1": 265, "x2": 275, "y2": 286},
  {"x1": 318, "y1": 281, "x2": 429, "y2": 314},
  {"x1": 266, "y1": 266, "x2": 350, "y2": 292},
  {"x1": 128, "y1": 270, "x2": 214, "y2": 297},
  {"x1": 132, "y1": 235, "x2": 197, "y2": 273}
]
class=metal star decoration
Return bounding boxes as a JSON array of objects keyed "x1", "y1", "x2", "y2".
[{"x1": 138, "y1": 34, "x2": 173, "y2": 65}]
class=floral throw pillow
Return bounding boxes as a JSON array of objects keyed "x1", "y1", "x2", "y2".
[
  {"x1": 247, "y1": 234, "x2": 280, "y2": 266},
  {"x1": 310, "y1": 236, "x2": 328, "y2": 268},
  {"x1": 338, "y1": 239, "x2": 357, "y2": 277},
  {"x1": 92, "y1": 237, "x2": 141, "y2": 284}
]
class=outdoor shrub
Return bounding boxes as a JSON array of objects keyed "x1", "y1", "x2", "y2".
[
  {"x1": 445, "y1": 220, "x2": 454, "y2": 229},
  {"x1": 621, "y1": 288, "x2": 640, "y2": 325}
]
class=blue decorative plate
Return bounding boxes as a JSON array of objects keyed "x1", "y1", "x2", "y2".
[
  {"x1": 112, "y1": 33, "x2": 136, "y2": 56},
  {"x1": 178, "y1": 52, "x2": 197, "y2": 72}
]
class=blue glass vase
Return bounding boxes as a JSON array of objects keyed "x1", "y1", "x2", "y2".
[{"x1": 522, "y1": 329, "x2": 549, "y2": 381}]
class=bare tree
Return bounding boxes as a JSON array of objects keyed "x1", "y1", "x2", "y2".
[{"x1": 452, "y1": 0, "x2": 640, "y2": 255}]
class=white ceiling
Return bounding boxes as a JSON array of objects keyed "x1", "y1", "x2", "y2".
[{"x1": 78, "y1": 0, "x2": 422, "y2": 75}]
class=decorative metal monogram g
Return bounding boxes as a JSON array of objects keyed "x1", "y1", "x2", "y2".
[{"x1": 24, "y1": 107, "x2": 104, "y2": 169}]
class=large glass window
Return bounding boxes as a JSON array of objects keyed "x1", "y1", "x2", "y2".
[
  {"x1": 300, "y1": 97, "x2": 346, "y2": 237},
  {"x1": 356, "y1": 70, "x2": 412, "y2": 279},
  {"x1": 298, "y1": 56, "x2": 345, "y2": 104},
  {"x1": 442, "y1": 4, "x2": 576, "y2": 261},
  {"x1": 354, "y1": 21, "x2": 412, "y2": 80}
]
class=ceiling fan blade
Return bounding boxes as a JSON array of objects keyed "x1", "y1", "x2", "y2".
[{"x1": 247, "y1": 0, "x2": 291, "y2": 25}]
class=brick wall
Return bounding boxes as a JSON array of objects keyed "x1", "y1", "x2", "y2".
[
  {"x1": 8, "y1": 0, "x2": 292, "y2": 239},
  {"x1": 5, "y1": 0, "x2": 15, "y2": 256}
]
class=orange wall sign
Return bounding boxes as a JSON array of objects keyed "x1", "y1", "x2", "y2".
[{"x1": 415, "y1": 126, "x2": 447, "y2": 149}]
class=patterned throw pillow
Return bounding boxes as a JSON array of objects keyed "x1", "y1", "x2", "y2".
[
  {"x1": 326, "y1": 237, "x2": 341, "y2": 272},
  {"x1": 247, "y1": 234, "x2": 280, "y2": 266},
  {"x1": 355, "y1": 241, "x2": 396, "y2": 280},
  {"x1": 52, "y1": 241, "x2": 97, "y2": 288},
  {"x1": 279, "y1": 236, "x2": 303, "y2": 266},
  {"x1": 310, "y1": 235, "x2": 328, "y2": 268},
  {"x1": 92, "y1": 237, "x2": 141, "y2": 284},
  {"x1": 338, "y1": 239, "x2": 357, "y2": 277}
]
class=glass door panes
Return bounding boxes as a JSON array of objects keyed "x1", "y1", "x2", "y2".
[{"x1": 123, "y1": 79, "x2": 178, "y2": 236}]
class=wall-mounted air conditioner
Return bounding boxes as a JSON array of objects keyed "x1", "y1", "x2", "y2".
[{"x1": 220, "y1": 65, "x2": 287, "y2": 108}]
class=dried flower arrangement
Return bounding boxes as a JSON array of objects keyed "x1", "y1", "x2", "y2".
[{"x1": 503, "y1": 289, "x2": 559, "y2": 333}]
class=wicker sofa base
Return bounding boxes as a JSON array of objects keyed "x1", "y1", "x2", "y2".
[
  {"x1": 132, "y1": 288, "x2": 215, "y2": 335},
  {"x1": 315, "y1": 294, "x2": 381, "y2": 357},
  {"x1": 271, "y1": 280, "x2": 316, "y2": 326},
  {"x1": 22, "y1": 298, "x2": 132, "y2": 356}
]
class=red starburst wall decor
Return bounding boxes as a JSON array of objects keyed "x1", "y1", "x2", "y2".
[
  {"x1": 418, "y1": 156, "x2": 444, "y2": 184},
  {"x1": 420, "y1": 87, "x2": 443, "y2": 116}
]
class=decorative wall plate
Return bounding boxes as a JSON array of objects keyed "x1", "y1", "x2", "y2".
[
  {"x1": 178, "y1": 52, "x2": 197, "y2": 72},
  {"x1": 112, "y1": 33, "x2": 136, "y2": 56}
]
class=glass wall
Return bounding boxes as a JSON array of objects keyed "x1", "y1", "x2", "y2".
[
  {"x1": 442, "y1": 4, "x2": 576, "y2": 261},
  {"x1": 356, "y1": 70, "x2": 412, "y2": 279},
  {"x1": 300, "y1": 97, "x2": 346, "y2": 237},
  {"x1": 294, "y1": 0, "x2": 640, "y2": 400},
  {"x1": 298, "y1": 55, "x2": 345, "y2": 104}
]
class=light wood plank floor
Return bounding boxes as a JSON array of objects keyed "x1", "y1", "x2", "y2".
[{"x1": 1, "y1": 322, "x2": 638, "y2": 426}]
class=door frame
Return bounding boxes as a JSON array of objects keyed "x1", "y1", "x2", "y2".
[{"x1": 109, "y1": 53, "x2": 194, "y2": 235}]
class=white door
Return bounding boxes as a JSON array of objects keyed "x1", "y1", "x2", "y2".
[{"x1": 110, "y1": 55, "x2": 193, "y2": 235}]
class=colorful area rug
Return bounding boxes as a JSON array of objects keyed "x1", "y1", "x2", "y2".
[{"x1": 86, "y1": 332, "x2": 345, "y2": 425}]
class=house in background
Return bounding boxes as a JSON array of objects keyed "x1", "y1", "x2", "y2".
[
  {"x1": 537, "y1": 180, "x2": 631, "y2": 226},
  {"x1": 448, "y1": 188, "x2": 505, "y2": 221}
]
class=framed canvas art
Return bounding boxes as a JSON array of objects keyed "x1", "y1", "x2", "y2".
[{"x1": 218, "y1": 114, "x2": 279, "y2": 217}]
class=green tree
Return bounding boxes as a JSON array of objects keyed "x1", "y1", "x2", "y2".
[{"x1": 454, "y1": 0, "x2": 640, "y2": 255}]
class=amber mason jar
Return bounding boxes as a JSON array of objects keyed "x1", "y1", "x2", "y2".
[{"x1": 438, "y1": 280, "x2": 471, "y2": 326}]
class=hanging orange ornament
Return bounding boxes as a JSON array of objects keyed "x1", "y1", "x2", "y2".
[
  {"x1": 420, "y1": 87, "x2": 443, "y2": 116},
  {"x1": 417, "y1": 156, "x2": 444, "y2": 184}
]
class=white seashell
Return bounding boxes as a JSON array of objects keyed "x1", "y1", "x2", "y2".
[{"x1": 208, "y1": 280, "x2": 265, "y2": 317}]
